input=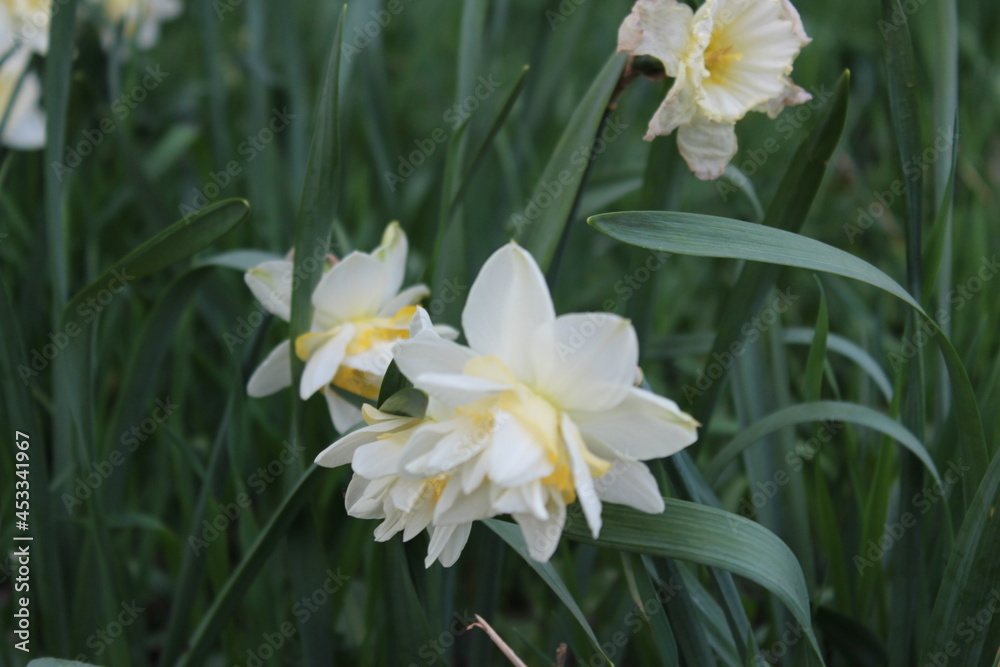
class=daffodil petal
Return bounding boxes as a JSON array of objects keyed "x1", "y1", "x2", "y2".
[
  {"x1": 513, "y1": 497, "x2": 566, "y2": 562},
  {"x1": 595, "y1": 460, "x2": 666, "y2": 514},
  {"x1": 300, "y1": 325, "x2": 355, "y2": 399},
  {"x1": 372, "y1": 221, "x2": 409, "y2": 303},
  {"x1": 676, "y1": 114, "x2": 738, "y2": 180},
  {"x1": 394, "y1": 336, "x2": 477, "y2": 386},
  {"x1": 571, "y1": 386, "x2": 699, "y2": 461},
  {"x1": 488, "y1": 415, "x2": 552, "y2": 487},
  {"x1": 246, "y1": 340, "x2": 292, "y2": 397},
  {"x1": 425, "y1": 522, "x2": 472, "y2": 568},
  {"x1": 561, "y1": 415, "x2": 603, "y2": 538},
  {"x1": 378, "y1": 283, "x2": 429, "y2": 318},
  {"x1": 321, "y1": 387, "x2": 364, "y2": 433},
  {"x1": 352, "y1": 440, "x2": 404, "y2": 479},
  {"x1": 617, "y1": 0, "x2": 694, "y2": 76},
  {"x1": 530, "y1": 312, "x2": 638, "y2": 412},
  {"x1": 412, "y1": 372, "x2": 507, "y2": 407},
  {"x1": 462, "y1": 243, "x2": 555, "y2": 380},
  {"x1": 646, "y1": 67, "x2": 699, "y2": 139},
  {"x1": 312, "y1": 251, "x2": 390, "y2": 324},
  {"x1": 244, "y1": 261, "x2": 294, "y2": 321}
]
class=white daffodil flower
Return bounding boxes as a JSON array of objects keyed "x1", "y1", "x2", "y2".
[
  {"x1": 0, "y1": 49, "x2": 45, "y2": 150},
  {"x1": 618, "y1": 0, "x2": 811, "y2": 179},
  {"x1": 97, "y1": 0, "x2": 182, "y2": 50},
  {"x1": 382, "y1": 243, "x2": 699, "y2": 563},
  {"x1": 0, "y1": 0, "x2": 51, "y2": 54},
  {"x1": 315, "y1": 404, "x2": 473, "y2": 568},
  {"x1": 245, "y1": 222, "x2": 454, "y2": 433}
]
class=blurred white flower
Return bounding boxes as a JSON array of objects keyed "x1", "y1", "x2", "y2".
[
  {"x1": 315, "y1": 404, "x2": 473, "y2": 568},
  {"x1": 618, "y1": 0, "x2": 811, "y2": 179},
  {"x1": 373, "y1": 244, "x2": 699, "y2": 564},
  {"x1": 0, "y1": 49, "x2": 44, "y2": 150},
  {"x1": 97, "y1": 0, "x2": 182, "y2": 50},
  {"x1": 245, "y1": 222, "x2": 454, "y2": 433},
  {"x1": 0, "y1": 0, "x2": 51, "y2": 54}
]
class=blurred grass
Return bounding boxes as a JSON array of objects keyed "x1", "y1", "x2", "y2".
[{"x1": 0, "y1": 0, "x2": 998, "y2": 665}]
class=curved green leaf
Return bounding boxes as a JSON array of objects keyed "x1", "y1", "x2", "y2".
[
  {"x1": 923, "y1": 446, "x2": 1000, "y2": 667},
  {"x1": 517, "y1": 52, "x2": 627, "y2": 271},
  {"x1": 704, "y1": 401, "x2": 941, "y2": 487},
  {"x1": 562, "y1": 500, "x2": 824, "y2": 664},
  {"x1": 176, "y1": 464, "x2": 324, "y2": 667},
  {"x1": 62, "y1": 198, "x2": 251, "y2": 323},
  {"x1": 783, "y1": 328, "x2": 893, "y2": 402},
  {"x1": 588, "y1": 211, "x2": 988, "y2": 502}
]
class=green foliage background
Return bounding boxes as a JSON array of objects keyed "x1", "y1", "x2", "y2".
[{"x1": 1, "y1": 0, "x2": 998, "y2": 665}]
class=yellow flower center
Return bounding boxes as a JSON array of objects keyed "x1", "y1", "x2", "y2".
[
  {"x1": 703, "y1": 28, "x2": 742, "y2": 83},
  {"x1": 462, "y1": 355, "x2": 611, "y2": 503},
  {"x1": 294, "y1": 306, "x2": 417, "y2": 400}
]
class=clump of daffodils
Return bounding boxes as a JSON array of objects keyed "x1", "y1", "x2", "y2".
[
  {"x1": 314, "y1": 243, "x2": 699, "y2": 566},
  {"x1": 245, "y1": 222, "x2": 456, "y2": 433},
  {"x1": 618, "y1": 0, "x2": 811, "y2": 179}
]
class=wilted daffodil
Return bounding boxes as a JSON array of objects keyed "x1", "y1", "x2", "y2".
[
  {"x1": 618, "y1": 0, "x2": 811, "y2": 179},
  {"x1": 0, "y1": 50, "x2": 45, "y2": 150},
  {"x1": 318, "y1": 243, "x2": 699, "y2": 566},
  {"x1": 245, "y1": 222, "x2": 453, "y2": 432}
]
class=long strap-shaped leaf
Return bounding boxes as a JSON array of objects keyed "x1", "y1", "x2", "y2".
[
  {"x1": 704, "y1": 400, "x2": 941, "y2": 486},
  {"x1": 61, "y1": 198, "x2": 251, "y2": 323},
  {"x1": 923, "y1": 446, "x2": 1000, "y2": 667},
  {"x1": 562, "y1": 500, "x2": 824, "y2": 664},
  {"x1": 588, "y1": 211, "x2": 989, "y2": 501},
  {"x1": 517, "y1": 53, "x2": 626, "y2": 271},
  {"x1": 175, "y1": 465, "x2": 323, "y2": 667},
  {"x1": 486, "y1": 520, "x2": 611, "y2": 665}
]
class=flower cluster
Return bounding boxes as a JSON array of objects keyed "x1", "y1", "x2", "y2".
[
  {"x1": 311, "y1": 243, "x2": 699, "y2": 566},
  {"x1": 244, "y1": 222, "x2": 456, "y2": 432},
  {"x1": 0, "y1": 0, "x2": 181, "y2": 150},
  {"x1": 618, "y1": 0, "x2": 811, "y2": 179}
]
